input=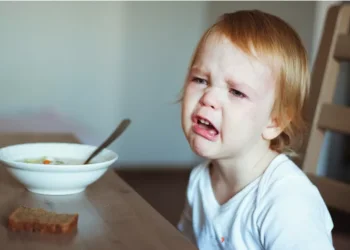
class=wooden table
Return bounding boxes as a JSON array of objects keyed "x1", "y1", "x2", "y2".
[{"x1": 0, "y1": 132, "x2": 197, "y2": 250}]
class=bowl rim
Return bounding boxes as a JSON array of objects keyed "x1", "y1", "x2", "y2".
[{"x1": 0, "y1": 142, "x2": 118, "y2": 172}]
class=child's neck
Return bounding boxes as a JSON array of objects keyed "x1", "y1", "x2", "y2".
[{"x1": 209, "y1": 148, "x2": 279, "y2": 205}]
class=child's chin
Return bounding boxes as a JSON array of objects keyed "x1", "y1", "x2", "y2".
[{"x1": 190, "y1": 142, "x2": 217, "y2": 159}]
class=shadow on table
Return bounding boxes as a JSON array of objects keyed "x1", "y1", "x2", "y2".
[{"x1": 115, "y1": 165, "x2": 191, "y2": 227}]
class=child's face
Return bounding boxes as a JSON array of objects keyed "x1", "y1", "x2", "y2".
[{"x1": 181, "y1": 35, "x2": 280, "y2": 159}]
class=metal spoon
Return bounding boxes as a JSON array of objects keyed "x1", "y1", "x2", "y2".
[{"x1": 84, "y1": 119, "x2": 131, "y2": 164}]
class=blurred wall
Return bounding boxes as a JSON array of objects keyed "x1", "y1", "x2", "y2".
[{"x1": 0, "y1": 1, "x2": 318, "y2": 167}]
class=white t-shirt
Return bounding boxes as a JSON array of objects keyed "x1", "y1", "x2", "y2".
[{"x1": 177, "y1": 154, "x2": 334, "y2": 250}]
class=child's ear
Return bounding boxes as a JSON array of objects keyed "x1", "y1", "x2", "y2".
[{"x1": 262, "y1": 118, "x2": 285, "y2": 141}]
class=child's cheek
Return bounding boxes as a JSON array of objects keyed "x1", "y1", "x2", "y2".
[
  {"x1": 184, "y1": 83, "x2": 198, "y2": 98},
  {"x1": 188, "y1": 82, "x2": 205, "y2": 95},
  {"x1": 229, "y1": 102, "x2": 258, "y2": 123}
]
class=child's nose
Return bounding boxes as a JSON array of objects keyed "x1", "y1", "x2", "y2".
[{"x1": 200, "y1": 88, "x2": 221, "y2": 110}]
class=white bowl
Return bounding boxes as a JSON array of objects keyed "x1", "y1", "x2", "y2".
[{"x1": 0, "y1": 142, "x2": 118, "y2": 195}]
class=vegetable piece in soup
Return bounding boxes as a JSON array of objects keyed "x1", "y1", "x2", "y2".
[{"x1": 20, "y1": 157, "x2": 79, "y2": 165}]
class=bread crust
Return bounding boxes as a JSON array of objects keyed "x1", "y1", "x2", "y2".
[{"x1": 8, "y1": 206, "x2": 78, "y2": 234}]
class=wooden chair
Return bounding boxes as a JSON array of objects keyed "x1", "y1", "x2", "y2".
[{"x1": 301, "y1": 3, "x2": 350, "y2": 214}]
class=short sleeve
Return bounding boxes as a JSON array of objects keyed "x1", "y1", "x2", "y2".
[
  {"x1": 177, "y1": 164, "x2": 207, "y2": 245},
  {"x1": 177, "y1": 197, "x2": 196, "y2": 244},
  {"x1": 256, "y1": 177, "x2": 334, "y2": 250}
]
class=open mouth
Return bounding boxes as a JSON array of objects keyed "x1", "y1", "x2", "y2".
[{"x1": 196, "y1": 116, "x2": 219, "y2": 136}]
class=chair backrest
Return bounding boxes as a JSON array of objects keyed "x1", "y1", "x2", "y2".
[{"x1": 300, "y1": 3, "x2": 350, "y2": 213}]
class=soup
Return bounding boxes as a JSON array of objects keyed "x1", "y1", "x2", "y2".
[{"x1": 19, "y1": 156, "x2": 83, "y2": 165}]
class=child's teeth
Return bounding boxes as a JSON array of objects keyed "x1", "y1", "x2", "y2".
[{"x1": 200, "y1": 119, "x2": 209, "y2": 125}]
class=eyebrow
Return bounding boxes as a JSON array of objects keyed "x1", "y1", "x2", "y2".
[{"x1": 189, "y1": 66, "x2": 210, "y2": 77}]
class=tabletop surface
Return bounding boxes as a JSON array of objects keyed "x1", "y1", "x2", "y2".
[{"x1": 0, "y1": 132, "x2": 197, "y2": 250}]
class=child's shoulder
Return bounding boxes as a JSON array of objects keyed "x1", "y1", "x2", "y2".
[
  {"x1": 188, "y1": 160, "x2": 209, "y2": 182},
  {"x1": 185, "y1": 161, "x2": 210, "y2": 203},
  {"x1": 257, "y1": 154, "x2": 319, "y2": 200},
  {"x1": 254, "y1": 154, "x2": 334, "y2": 248},
  {"x1": 256, "y1": 154, "x2": 332, "y2": 226}
]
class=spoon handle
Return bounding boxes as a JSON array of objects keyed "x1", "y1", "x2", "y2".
[{"x1": 84, "y1": 119, "x2": 131, "y2": 164}]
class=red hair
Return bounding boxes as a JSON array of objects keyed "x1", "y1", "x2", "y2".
[{"x1": 180, "y1": 10, "x2": 310, "y2": 156}]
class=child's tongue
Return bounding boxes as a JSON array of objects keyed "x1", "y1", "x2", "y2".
[{"x1": 198, "y1": 122, "x2": 218, "y2": 135}]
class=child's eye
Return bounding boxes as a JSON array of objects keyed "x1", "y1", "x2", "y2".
[
  {"x1": 230, "y1": 89, "x2": 246, "y2": 98},
  {"x1": 192, "y1": 77, "x2": 207, "y2": 85}
]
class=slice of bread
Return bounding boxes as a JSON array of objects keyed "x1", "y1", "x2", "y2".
[{"x1": 8, "y1": 206, "x2": 78, "y2": 234}]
